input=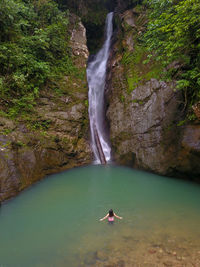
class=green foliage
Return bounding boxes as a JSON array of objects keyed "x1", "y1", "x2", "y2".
[
  {"x1": 132, "y1": 99, "x2": 143, "y2": 105},
  {"x1": 0, "y1": 128, "x2": 12, "y2": 135},
  {"x1": 13, "y1": 140, "x2": 26, "y2": 148},
  {"x1": 0, "y1": 0, "x2": 74, "y2": 116},
  {"x1": 144, "y1": 0, "x2": 200, "y2": 105},
  {"x1": 127, "y1": 76, "x2": 140, "y2": 92},
  {"x1": 7, "y1": 93, "x2": 35, "y2": 118},
  {"x1": 84, "y1": 99, "x2": 88, "y2": 108},
  {"x1": 120, "y1": 95, "x2": 125, "y2": 103},
  {"x1": 121, "y1": 43, "x2": 161, "y2": 93},
  {"x1": 0, "y1": 141, "x2": 11, "y2": 148},
  {"x1": 58, "y1": 0, "x2": 108, "y2": 25},
  {"x1": 28, "y1": 119, "x2": 52, "y2": 131},
  {"x1": 177, "y1": 120, "x2": 186, "y2": 127},
  {"x1": 122, "y1": 47, "x2": 143, "y2": 92}
]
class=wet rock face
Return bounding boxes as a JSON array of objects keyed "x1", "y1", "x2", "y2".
[
  {"x1": 107, "y1": 8, "x2": 200, "y2": 179},
  {"x1": 0, "y1": 15, "x2": 92, "y2": 202},
  {"x1": 175, "y1": 125, "x2": 200, "y2": 178},
  {"x1": 107, "y1": 78, "x2": 183, "y2": 175},
  {"x1": 69, "y1": 14, "x2": 89, "y2": 64},
  {"x1": 0, "y1": 126, "x2": 91, "y2": 202}
]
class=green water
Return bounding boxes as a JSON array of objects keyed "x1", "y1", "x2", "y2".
[{"x1": 0, "y1": 165, "x2": 200, "y2": 267}]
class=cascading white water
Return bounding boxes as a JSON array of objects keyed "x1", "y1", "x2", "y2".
[{"x1": 87, "y1": 12, "x2": 113, "y2": 164}]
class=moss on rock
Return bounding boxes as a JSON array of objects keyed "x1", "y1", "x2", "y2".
[
  {"x1": 0, "y1": 14, "x2": 92, "y2": 202},
  {"x1": 107, "y1": 5, "x2": 200, "y2": 180}
]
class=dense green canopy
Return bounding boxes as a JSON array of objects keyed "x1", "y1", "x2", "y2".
[
  {"x1": 0, "y1": 0, "x2": 72, "y2": 116},
  {"x1": 145, "y1": 0, "x2": 200, "y2": 107},
  {"x1": 1, "y1": 0, "x2": 199, "y2": 117}
]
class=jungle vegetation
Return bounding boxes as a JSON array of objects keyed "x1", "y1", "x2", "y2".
[
  {"x1": 0, "y1": 0, "x2": 72, "y2": 117},
  {"x1": 144, "y1": 0, "x2": 200, "y2": 112},
  {"x1": 0, "y1": 0, "x2": 199, "y2": 118}
]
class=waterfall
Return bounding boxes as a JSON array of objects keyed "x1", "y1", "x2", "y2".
[{"x1": 87, "y1": 12, "x2": 113, "y2": 164}]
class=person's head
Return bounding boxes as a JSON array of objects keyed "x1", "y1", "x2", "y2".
[{"x1": 109, "y1": 209, "x2": 114, "y2": 217}]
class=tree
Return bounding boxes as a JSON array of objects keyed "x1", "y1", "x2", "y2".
[
  {"x1": 145, "y1": 0, "x2": 200, "y2": 106},
  {"x1": 0, "y1": 0, "x2": 71, "y2": 116}
]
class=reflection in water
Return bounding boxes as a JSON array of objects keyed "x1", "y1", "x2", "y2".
[{"x1": 0, "y1": 165, "x2": 200, "y2": 266}]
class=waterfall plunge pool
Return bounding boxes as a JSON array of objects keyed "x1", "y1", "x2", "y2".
[{"x1": 0, "y1": 165, "x2": 200, "y2": 266}]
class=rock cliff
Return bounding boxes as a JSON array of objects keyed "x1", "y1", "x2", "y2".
[
  {"x1": 1, "y1": 2, "x2": 200, "y2": 203},
  {"x1": 107, "y1": 7, "x2": 200, "y2": 180},
  {"x1": 0, "y1": 14, "x2": 92, "y2": 202}
]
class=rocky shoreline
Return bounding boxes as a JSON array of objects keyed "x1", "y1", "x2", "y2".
[{"x1": 79, "y1": 235, "x2": 200, "y2": 267}]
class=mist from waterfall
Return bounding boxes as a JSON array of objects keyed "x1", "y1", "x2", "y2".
[{"x1": 87, "y1": 12, "x2": 113, "y2": 164}]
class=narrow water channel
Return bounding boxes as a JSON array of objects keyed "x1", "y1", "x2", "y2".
[{"x1": 0, "y1": 165, "x2": 200, "y2": 266}]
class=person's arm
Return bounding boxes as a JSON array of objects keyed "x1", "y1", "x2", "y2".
[
  {"x1": 114, "y1": 213, "x2": 123, "y2": 219},
  {"x1": 99, "y1": 213, "x2": 109, "y2": 221}
]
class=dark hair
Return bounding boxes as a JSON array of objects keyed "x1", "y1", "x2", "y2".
[{"x1": 109, "y1": 209, "x2": 114, "y2": 217}]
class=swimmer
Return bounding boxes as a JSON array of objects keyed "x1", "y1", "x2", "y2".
[{"x1": 99, "y1": 209, "x2": 123, "y2": 223}]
